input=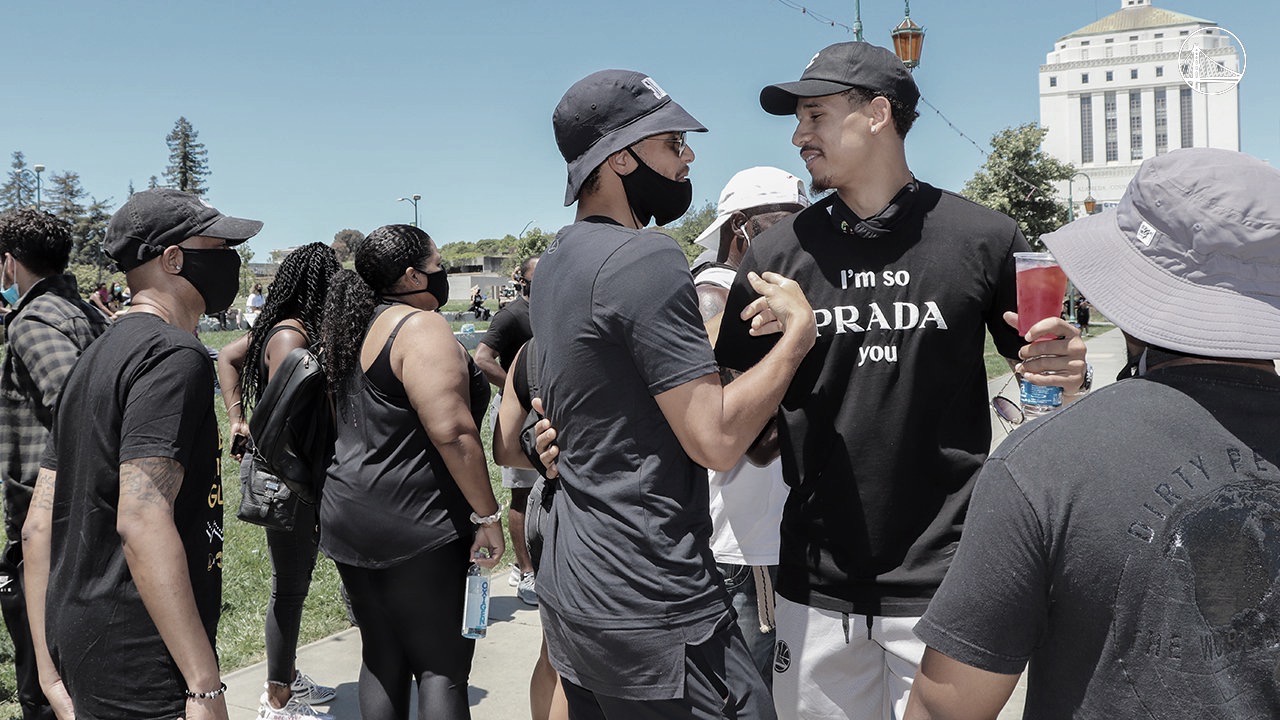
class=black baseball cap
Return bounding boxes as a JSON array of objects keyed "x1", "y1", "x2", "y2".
[
  {"x1": 760, "y1": 42, "x2": 920, "y2": 116},
  {"x1": 105, "y1": 188, "x2": 262, "y2": 271},
  {"x1": 554, "y1": 69, "x2": 707, "y2": 206}
]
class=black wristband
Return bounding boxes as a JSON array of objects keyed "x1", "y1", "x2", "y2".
[{"x1": 184, "y1": 682, "x2": 227, "y2": 699}]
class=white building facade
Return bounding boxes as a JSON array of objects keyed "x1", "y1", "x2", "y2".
[{"x1": 1039, "y1": 0, "x2": 1240, "y2": 211}]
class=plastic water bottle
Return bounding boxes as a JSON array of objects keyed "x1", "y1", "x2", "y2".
[
  {"x1": 461, "y1": 563, "x2": 490, "y2": 639},
  {"x1": 1019, "y1": 379, "x2": 1062, "y2": 418}
]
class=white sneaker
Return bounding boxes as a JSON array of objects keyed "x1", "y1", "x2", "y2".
[
  {"x1": 517, "y1": 571, "x2": 538, "y2": 606},
  {"x1": 257, "y1": 692, "x2": 334, "y2": 720},
  {"x1": 289, "y1": 671, "x2": 337, "y2": 705},
  {"x1": 508, "y1": 564, "x2": 522, "y2": 587}
]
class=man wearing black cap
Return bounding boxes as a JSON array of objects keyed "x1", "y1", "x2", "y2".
[
  {"x1": 713, "y1": 43, "x2": 1088, "y2": 718},
  {"x1": 907, "y1": 148, "x2": 1280, "y2": 719},
  {"x1": 525, "y1": 70, "x2": 815, "y2": 718},
  {"x1": 23, "y1": 188, "x2": 261, "y2": 720}
]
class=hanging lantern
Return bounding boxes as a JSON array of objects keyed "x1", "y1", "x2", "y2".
[
  {"x1": 1083, "y1": 194, "x2": 1098, "y2": 215},
  {"x1": 891, "y1": 1, "x2": 925, "y2": 69}
]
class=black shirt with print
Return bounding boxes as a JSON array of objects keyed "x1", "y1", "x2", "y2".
[{"x1": 716, "y1": 183, "x2": 1028, "y2": 616}]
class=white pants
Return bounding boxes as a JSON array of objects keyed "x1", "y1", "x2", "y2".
[{"x1": 772, "y1": 594, "x2": 925, "y2": 720}]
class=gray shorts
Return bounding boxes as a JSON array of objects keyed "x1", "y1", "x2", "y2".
[{"x1": 489, "y1": 392, "x2": 540, "y2": 489}]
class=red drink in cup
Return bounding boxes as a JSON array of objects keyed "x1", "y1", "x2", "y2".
[
  {"x1": 1014, "y1": 252, "x2": 1069, "y2": 417},
  {"x1": 1015, "y1": 254, "x2": 1069, "y2": 336}
]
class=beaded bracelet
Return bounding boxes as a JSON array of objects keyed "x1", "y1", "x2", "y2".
[
  {"x1": 470, "y1": 508, "x2": 503, "y2": 526},
  {"x1": 184, "y1": 682, "x2": 227, "y2": 700}
]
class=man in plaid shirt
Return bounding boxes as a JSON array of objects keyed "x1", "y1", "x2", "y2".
[{"x1": 0, "y1": 209, "x2": 106, "y2": 720}]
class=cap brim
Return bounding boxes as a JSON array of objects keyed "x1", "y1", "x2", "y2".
[
  {"x1": 760, "y1": 79, "x2": 855, "y2": 116},
  {"x1": 563, "y1": 101, "x2": 707, "y2": 206},
  {"x1": 1044, "y1": 211, "x2": 1280, "y2": 359},
  {"x1": 694, "y1": 213, "x2": 731, "y2": 249},
  {"x1": 200, "y1": 215, "x2": 263, "y2": 245}
]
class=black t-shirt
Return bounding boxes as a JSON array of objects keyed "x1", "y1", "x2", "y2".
[
  {"x1": 480, "y1": 295, "x2": 532, "y2": 373},
  {"x1": 716, "y1": 184, "x2": 1028, "y2": 616},
  {"x1": 530, "y1": 219, "x2": 726, "y2": 700},
  {"x1": 917, "y1": 364, "x2": 1280, "y2": 718},
  {"x1": 42, "y1": 313, "x2": 222, "y2": 719}
]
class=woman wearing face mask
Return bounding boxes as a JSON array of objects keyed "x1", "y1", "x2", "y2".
[
  {"x1": 318, "y1": 224, "x2": 503, "y2": 720},
  {"x1": 216, "y1": 242, "x2": 342, "y2": 719}
]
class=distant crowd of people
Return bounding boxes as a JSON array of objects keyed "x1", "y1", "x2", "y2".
[{"x1": 1, "y1": 38, "x2": 1278, "y2": 720}]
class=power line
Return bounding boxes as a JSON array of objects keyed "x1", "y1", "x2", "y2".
[{"x1": 773, "y1": 0, "x2": 856, "y2": 34}]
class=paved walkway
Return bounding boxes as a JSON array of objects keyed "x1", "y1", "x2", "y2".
[{"x1": 226, "y1": 327, "x2": 1129, "y2": 719}]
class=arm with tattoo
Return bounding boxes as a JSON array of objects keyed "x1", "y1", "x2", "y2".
[
  {"x1": 117, "y1": 457, "x2": 227, "y2": 720},
  {"x1": 21, "y1": 468, "x2": 75, "y2": 719}
]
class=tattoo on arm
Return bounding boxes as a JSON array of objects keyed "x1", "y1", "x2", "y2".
[
  {"x1": 698, "y1": 293, "x2": 727, "y2": 323},
  {"x1": 31, "y1": 469, "x2": 57, "y2": 512},
  {"x1": 120, "y1": 458, "x2": 185, "y2": 509}
]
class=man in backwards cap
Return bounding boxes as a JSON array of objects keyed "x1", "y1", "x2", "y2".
[
  {"x1": 713, "y1": 43, "x2": 1089, "y2": 718},
  {"x1": 907, "y1": 149, "x2": 1280, "y2": 719},
  {"x1": 523, "y1": 70, "x2": 814, "y2": 718},
  {"x1": 24, "y1": 189, "x2": 260, "y2": 720}
]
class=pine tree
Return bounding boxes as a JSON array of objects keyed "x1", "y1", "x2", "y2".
[
  {"x1": 127, "y1": 180, "x2": 136, "y2": 197},
  {"x1": 163, "y1": 117, "x2": 210, "y2": 196},
  {"x1": 0, "y1": 151, "x2": 36, "y2": 211},
  {"x1": 962, "y1": 123, "x2": 1075, "y2": 247},
  {"x1": 45, "y1": 171, "x2": 88, "y2": 229},
  {"x1": 147, "y1": 175, "x2": 159, "y2": 190},
  {"x1": 71, "y1": 198, "x2": 115, "y2": 275}
]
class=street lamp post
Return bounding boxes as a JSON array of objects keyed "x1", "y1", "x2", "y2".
[
  {"x1": 397, "y1": 193, "x2": 422, "y2": 227},
  {"x1": 33, "y1": 164, "x2": 44, "y2": 210},
  {"x1": 1065, "y1": 172, "x2": 1097, "y2": 321}
]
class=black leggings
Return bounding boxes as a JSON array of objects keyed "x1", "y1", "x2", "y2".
[
  {"x1": 336, "y1": 539, "x2": 475, "y2": 720},
  {"x1": 264, "y1": 500, "x2": 320, "y2": 685}
]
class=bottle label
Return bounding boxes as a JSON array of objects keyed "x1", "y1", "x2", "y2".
[{"x1": 1019, "y1": 379, "x2": 1063, "y2": 414}]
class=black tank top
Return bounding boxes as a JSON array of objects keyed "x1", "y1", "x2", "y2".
[{"x1": 319, "y1": 304, "x2": 490, "y2": 568}]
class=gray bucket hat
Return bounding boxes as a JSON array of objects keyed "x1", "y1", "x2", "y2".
[
  {"x1": 553, "y1": 69, "x2": 706, "y2": 206},
  {"x1": 1042, "y1": 148, "x2": 1280, "y2": 359}
]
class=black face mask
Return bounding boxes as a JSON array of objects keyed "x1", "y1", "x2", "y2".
[
  {"x1": 620, "y1": 148, "x2": 693, "y2": 227},
  {"x1": 384, "y1": 267, "x2": 450, "y2": 310},
  {"x1": 177, "y1": 247, "x2": 241, "y2": 315}
]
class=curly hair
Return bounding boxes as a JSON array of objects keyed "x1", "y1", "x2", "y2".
[
  {"x1": 321, "y1": 224, "x2": 433, "y2": 386},
  {"x1": 240, "y1": 242, "x2": 341, "y2": 407},
  {"x1": 841, "y1": 86, "x2": 919, "y2": 138},
  {"x1": 0, "y1": 209, "x2": 73, "y2": 276}
]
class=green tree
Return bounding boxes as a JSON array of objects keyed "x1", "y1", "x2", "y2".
[
  {"x1": 237, "y1": 244, "x2": 256, "y2": 296},
  {"x1": 147, "y1": 175, "x2": 160, "y2": 190},
  {"x1": 163, "y1": 117, "x2": 210, "y2": 195},
  {"x1": 513, "y1": 228, "x2": 556, "y2": 263},
  {"x1": 70, "y1": 197, "x2": 115, "y2": 277},
  {"x1": 332, "y1": 229, "x2": 364, "y2": 264},
  {"x1": 0, "y1": 151, "x2": 36, "y2": 211},
  {"x1": 45, "y1": 171, "x2": 88, "y2": 228},
  {"x1": 962, "y1": 123, "x2": 1074, "y2": 248},
  {"x1": 665, "y1": 201, "x2": 717, "y2": 264},
  {"x1": 127, "y1": 179, "x2": 135, "y2": 197}
]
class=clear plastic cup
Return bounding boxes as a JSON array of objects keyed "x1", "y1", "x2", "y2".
[{"x1": 1014, "y1": 252, "x2": 1069, "y2": 417}]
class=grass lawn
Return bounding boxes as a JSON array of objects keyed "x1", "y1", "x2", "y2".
[{"x1": 0, "y1": 325, "x2": 510, "y2": 719}]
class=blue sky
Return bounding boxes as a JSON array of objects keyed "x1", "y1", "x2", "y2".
[{"x1": 2, "y1": 0, "x2": 1274, "y2": 255}]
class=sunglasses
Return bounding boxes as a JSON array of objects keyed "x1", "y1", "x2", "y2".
[
  {"x1": 991, "y1": 374, "x2": 1025, "y2": 432},
  {"x1": 662, "y1": 132, "x2": 688, "y2": 157}
]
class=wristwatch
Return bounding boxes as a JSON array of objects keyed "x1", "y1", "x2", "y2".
[{"x1": 1072, "y1": 363, "x2": 1094, "y2": 396}]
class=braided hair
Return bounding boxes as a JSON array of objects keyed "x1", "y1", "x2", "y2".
[
  {"x1": 321, "y1": 224, "x2": 434, "y2": 386},
  {"x1": 240, "y1": 242, "x2": 341, "y2": 407}
]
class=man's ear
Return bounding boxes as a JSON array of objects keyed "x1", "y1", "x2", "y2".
[
  {"x1": 161, "y1": 245, "x2": 184, "y2": 275},
  {"x1": 607, "y1": 148, "x2": 635, "y2": 177},
  {"x1": 867, "y1": 96, "x2": 894, "y2": 136}
]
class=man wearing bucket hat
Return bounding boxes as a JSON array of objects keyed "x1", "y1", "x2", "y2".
[
  {"x1": 521, "y1": 70, "x2": 816, "y2": 717},
  {"x1": 23, "y1": 188, "x2": 260, "y2": 720},
  {"x1": 712, "y1": 42, "x2": 1089, "y2": 718},
  {"x1": 687, "y1": 167, "x2": 810, "y2": 687},
  {"x1": 906, "y1": 148, "x2": 1280, "y2": 719}
]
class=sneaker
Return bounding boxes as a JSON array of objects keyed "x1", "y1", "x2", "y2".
[
  {"x1": 257, "y1": 692, "x2": 333, "y2": 720},
  {"x1": 517, "y1": 571, "x2": 538, "y2": 606},
  {"x1": 508, "y1": 564, "x2": 522, "y2": 588},
  {"x1": 289, "y1": 671, "x2": 337, "y2": 705}
]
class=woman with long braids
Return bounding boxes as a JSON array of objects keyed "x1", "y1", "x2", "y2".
[
  {"x1": 318, "y1": 224, "x2": 503, "y2": 720},
  {"x1": 217, "y1": 242, "x2": 341, "y2": 720}
]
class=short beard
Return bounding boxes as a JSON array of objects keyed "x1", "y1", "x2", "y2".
[{"x1": 809, "y1": 176, "x2": 832, "y2": 195}]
